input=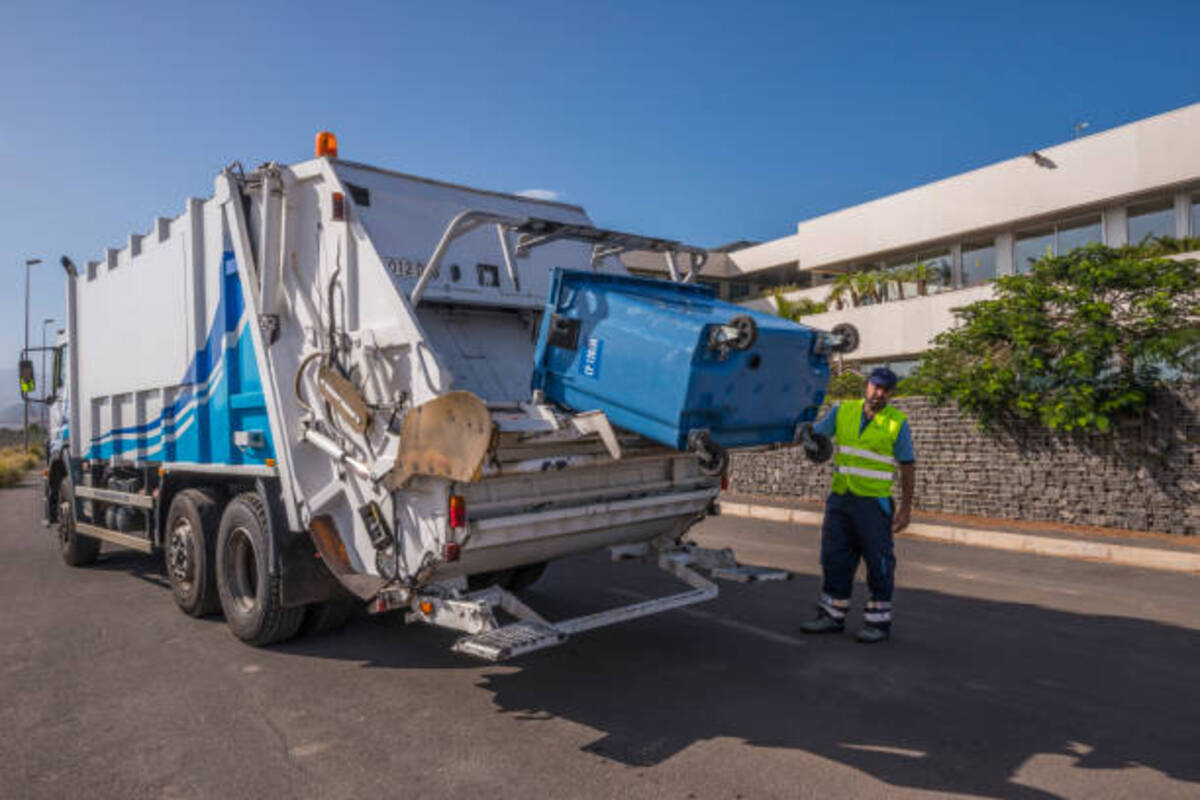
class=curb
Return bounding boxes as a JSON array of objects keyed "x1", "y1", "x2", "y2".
[{"x1": 716, "y1": 501, "x2": 1200, "y2": 575}]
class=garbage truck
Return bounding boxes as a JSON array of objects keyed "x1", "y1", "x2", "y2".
[{"x1": 35, "y1": 133, "x2": 855, "y2": 660}]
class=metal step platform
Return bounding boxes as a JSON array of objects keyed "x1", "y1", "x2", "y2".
[
  {"x1": 453, "y1": 621, "x2": 567, "y2": 661},
  {"x1": 411, "y1": 544, "x2": 778, "y2": 662},
  {"x1": 710, "y1": 564, "x2": 790, "y2": 583}
]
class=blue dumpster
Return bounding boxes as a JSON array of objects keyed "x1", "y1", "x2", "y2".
[{"x1": 532, "y1": 268, "x2": 831, "y2": 453}]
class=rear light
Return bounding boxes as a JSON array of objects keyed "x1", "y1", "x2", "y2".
[
  {"x1": 449, "y1": 494, "x2": 467, "y2": 529},
  {"x1": 315, "y1": 130, "x2": 338, "y2": 158},
  {"x1": 442, "y1": 542, "x2": 461, "y2": 562},
  {"x1": 331, "y1": 191, "x2": 345, "y2": 221},
  {"x1": 721, "y1": 471, "x2": 729, "y2": 491}
]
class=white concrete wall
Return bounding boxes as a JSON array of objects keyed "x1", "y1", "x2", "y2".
[
  {"x1": 783, "y1": 285, "x2": 996, "y2": 361},
  {"x1": 731, "y1": 103, "x2": 1200, "y2": 274}
]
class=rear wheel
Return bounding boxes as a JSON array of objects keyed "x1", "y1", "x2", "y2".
[
  {"x1": 506, "y1": 562, "x2": 548, "y2": 592},
  {"x1": 300, "y1": 597, "x2": 358, "y2": 637},
  {"x1": 215, "y1": 493, "x2": 304, "y2": 646},
  {"x1": 57, "y1": 477, "x2": 100, "y2": 567},
  {"x1": 165, "y1": 488, "x2": 223, "y2": 617},
  {"x1": 467, "y1": 561, "x2": 548, "y2": 594}
]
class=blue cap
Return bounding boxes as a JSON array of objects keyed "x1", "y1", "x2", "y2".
[{"x1": 868, "y1": 366, "x2": 898, "y2": 390}]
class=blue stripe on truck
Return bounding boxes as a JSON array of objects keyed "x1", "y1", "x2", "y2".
[{"x1": 84, "y1": 251, "x2": 276, "y2": 466}]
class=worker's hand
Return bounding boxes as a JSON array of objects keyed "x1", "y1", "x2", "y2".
[
  {"x1": 796, "y1": 423, "x2": 832, "y2": 463},
  {"x1": 892, "y1": 507, "x2": 911, "y2": 534}
]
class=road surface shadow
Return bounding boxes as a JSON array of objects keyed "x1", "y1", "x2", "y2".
[
  {"x1": 286, "y1": 552, "x2": 1200, "y2": 799},
  {"x1": 88, "y1": 547, "x2": 171, "y2": 589},
  {"x1": 77, "y1": 533, "x2": 1200, "y2": 798}
]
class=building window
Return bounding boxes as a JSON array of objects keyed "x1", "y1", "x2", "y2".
[
  {"x1": 1014, "y1": 227, "x2": 1054, "y2": 274},
  {"x1": 1191, "y1": 193, "x2": 1199, "y2": 238},
  {"x1": 881, "y1": 252, "x2": 949, "y2": 299},
  {"x1": 961, "y1": 240, "x2": 996, "y2": 285},
  {"x1": 858, "y1": 358, "x2": 920, "y2": 378},
  {"x1": 729, "y1": 281, "x2": 751, "y2": 300},
  {"x1": 1127, "y1": 198, "x2": 1175, "y2": 244},
  {"x1": 1014, "y1": 216, "x2": 1103, "y2": 274},
  {"x1": 918, "y1": 250, "x2": 952, "y2": 294},
  {"x1": 1055, "y1": 215, "x2": 1102, "y2": 253}
]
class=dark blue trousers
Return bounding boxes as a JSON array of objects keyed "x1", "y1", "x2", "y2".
[{"x1": 817, "y1": 492, "x2": 895, "y2": 629}]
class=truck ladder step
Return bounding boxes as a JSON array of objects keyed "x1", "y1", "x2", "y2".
[
  {"x1": 452, "y1": 621, "x2": 566, "y2": 661},
  {"x1": 710, "y1": 565, "x2": 790, "y2": 583}
]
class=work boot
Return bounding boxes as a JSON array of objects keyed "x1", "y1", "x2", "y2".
[
  {"x1": 855, "y1": 625, "x2": 890, "y2": 644},
  {"x1": 799, "y1": 615, "x2": 844, "y2": 634}
]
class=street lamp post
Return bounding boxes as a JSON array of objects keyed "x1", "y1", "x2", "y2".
[
  {"x1": 23, "y1": 258, "x2": 43, "y2": 452},
  {"x1": 41, "y1": 317, "x2": 55, "y2": 430}
]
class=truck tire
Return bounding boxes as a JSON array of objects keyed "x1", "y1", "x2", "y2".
[
  {"x1": 467, "y1": 562, "x2": 548, "y2": 594},
  {"x1": 215, "y1": 492, "x2": 304, "y2": 646},
  {"x1": 165, "y1": 488, "x2": 223, "y2": 618},
  {"x1": 300, "y1": 598, "x2": 358, "y2": 637},
  {"x1": 57, "y1": 477, "x2": 100, "y2": 567},
  {"x1": 506, "y1": 562, "x2": 548, "y2": 592}
]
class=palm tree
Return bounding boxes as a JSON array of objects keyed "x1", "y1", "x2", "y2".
[
  {"x1": 853, "y1": 269, "x2": 882, "y2": 305},
  {"x1": 771, "y1": 290, "x2": 797, "y2": 319},
  {"x1": 772, "y1": 291, "x2": 827, "y2": 320},
  {"x1": 912, "y1": 261, "x2": 938, "y2": 296},
  {"x1": 827, "y1": 272, "x2": 859, "y2": 309}
]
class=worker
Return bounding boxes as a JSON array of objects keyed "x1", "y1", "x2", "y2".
[{"x1": 798, "y1": 366, "x2": 915, "y2": 643}]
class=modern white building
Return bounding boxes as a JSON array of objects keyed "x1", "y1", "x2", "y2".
[{"x1": 635, "y1": 102, "x2": 1200, "y2": 372}]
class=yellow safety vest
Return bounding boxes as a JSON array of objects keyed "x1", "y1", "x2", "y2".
[{"x1": 831, "y1": 399, "x2": 906, "y2": 498}]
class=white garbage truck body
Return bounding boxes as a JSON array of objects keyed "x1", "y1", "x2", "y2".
[{"x1": 45, "y1": 146, "x2": 797, "y2": 659}]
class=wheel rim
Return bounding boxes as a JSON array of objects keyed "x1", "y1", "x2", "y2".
[
  {"x1": 168, "y1": 517, "x2": 196, "y2": 590},
  {"x1": 227, "y1": 526, "x2": 258, "y2": 614}
]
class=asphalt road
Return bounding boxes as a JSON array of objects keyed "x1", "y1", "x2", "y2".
[{"x1": 2, "y1": 479, "x2": 1198, "y2": 800}]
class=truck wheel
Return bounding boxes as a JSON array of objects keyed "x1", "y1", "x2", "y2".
[
  {"x1": 216, "y1": 493, "x2": 304, "y2": 646},
  {"x1": 467, "y1": 562, "x2": 548, "y2": 593},
  {"x1": 505, "y1": 562, "x2": 548, "y2": 592},
  {"x1": 467, "y1": 569, "x2": 514, "y2": 592},
  {"x1": 165, "y1": 488, "x2": 223, "y2": 618},
  {"x1": 57, "y1": 477, "x2": 100, "y2": 567},
  {"x1": 301, "y1": 598, "x2": 358, "y2": 637}
]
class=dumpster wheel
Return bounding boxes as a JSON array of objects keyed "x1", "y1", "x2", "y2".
[
  {"x1": 830, "y1": 323, "x2": 859, "y2": 354},
  {"x1": 687, "y1": 429, "x2": 729, "y2": 476}
]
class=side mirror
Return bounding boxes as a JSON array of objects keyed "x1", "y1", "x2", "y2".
[
  {"x1": 18, "y1": 350, "x2": 58, "y2": 405},
  {"x1": 18, "y1": 359, "x2": 35, "y2": 396}
]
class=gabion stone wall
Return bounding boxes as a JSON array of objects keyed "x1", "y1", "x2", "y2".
[{"x1": 729, "y1": 390, "x2": 1200, "y2": 536}]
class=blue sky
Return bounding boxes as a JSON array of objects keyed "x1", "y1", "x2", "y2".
[{"x1": 2, "y1": 0, "x2": 1198, "y2": 369}]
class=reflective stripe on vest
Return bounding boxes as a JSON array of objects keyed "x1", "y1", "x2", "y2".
[
  {"x1": 835, "y1": 464, "x2": 895, "y2": 481},
  {"x1": 830, "y1": 399, "x2": 907, "y2": 498},
  {"x1": 834, "y1": 444, "x2": 897, "y2": 467}
]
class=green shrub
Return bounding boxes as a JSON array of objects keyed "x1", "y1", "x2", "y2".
[
  {"x1": 772, "y1": 292, "x2": 828, "y2": 320},
  {"x1": 0, "y1": 447, "x2": 39, "y2": 488},
  {"x1": 913, "y1": 243, "x2": 1200, "y2": 431},
  {"x1": 826, "y1": 370, "x2": 866, "y2": 399}
]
